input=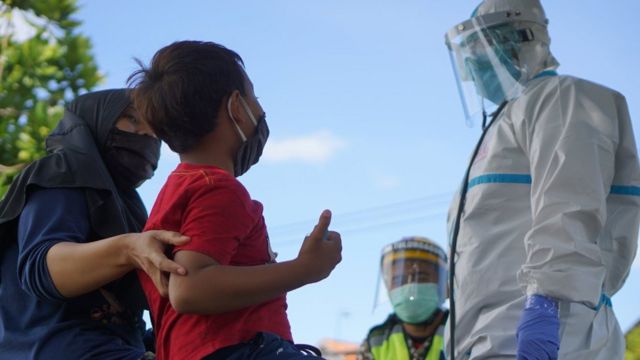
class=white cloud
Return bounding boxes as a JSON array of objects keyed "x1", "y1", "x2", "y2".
[{"x1": 263, "y1": 130, "x2": 347, "y2": 164}]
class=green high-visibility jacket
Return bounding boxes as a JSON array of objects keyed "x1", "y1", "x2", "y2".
[{"x1": 362, "y1": 312, "x2": 446, "y2": 360}]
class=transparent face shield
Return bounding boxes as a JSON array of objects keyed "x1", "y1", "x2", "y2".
[
  {"x1": 372, "y1": 247, "x2": 447, "y2": 322},
  {"x1": 382, "y1": 253, "x2": 446, "y2": 299},
  {"x1": 445, "y1": 12, "x2": 538, "y2": 127}
]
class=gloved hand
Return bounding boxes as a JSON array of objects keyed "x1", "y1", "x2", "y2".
[{"x1": 516, "y1": 294, "x2": 560, "y2": 360}]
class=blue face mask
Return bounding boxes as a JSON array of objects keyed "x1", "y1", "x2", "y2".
[
  {"x1": 465, "y1": 49, "x2": 521, "y2": 105},
  {"x1": 463, "y1": 24, "x2": 523, "y2": 106},
  {"x1": 389, "y1": 283, "x2": 441, "y2": 324}
]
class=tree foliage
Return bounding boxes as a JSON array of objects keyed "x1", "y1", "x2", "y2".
[
  {"x1": 0, "y1": 0, "x2": 102, "y2": 197},
  {"x1": 627, "y1": 320, "x2": 640, "y2": 359}
]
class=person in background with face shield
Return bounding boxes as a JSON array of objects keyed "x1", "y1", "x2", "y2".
[
  {"x1": 0, "y1": 89, "x2": 190, "y2": 359},
  {"x1": 358, "y1": 237, "x2": 448, "y2": 360},
  {"x1": 128, "y1": 40, "x2": 343, "y2": 360},
  {"x1": 444, "y1": 0, "x2": 640, "y2": 359}
]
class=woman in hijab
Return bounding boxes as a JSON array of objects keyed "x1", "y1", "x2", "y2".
[{"x1": 0, "y1": 89, "x2": 189, "y2": 359}]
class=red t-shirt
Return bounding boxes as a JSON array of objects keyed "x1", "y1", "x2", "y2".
[{"x1": 138, "y1": 163, "x2": 291, "y2": 360}]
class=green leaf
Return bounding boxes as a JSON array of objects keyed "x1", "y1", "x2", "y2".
[
  {"x1": 0, "y1": 0, "x2": 102, "y2": 197},
  {"x1": 627, "y1": 321, "x2": 640, "y2": 359}
]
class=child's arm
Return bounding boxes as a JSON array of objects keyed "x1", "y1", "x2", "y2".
[{"x1": 168, "y1": 210, "x2": 341, "y2": 314}]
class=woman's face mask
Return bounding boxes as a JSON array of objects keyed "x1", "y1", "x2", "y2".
[
  {"x1": 103, "y1": 127, "x2": 161, "y2": 189},
  {"x1": 228, "y1": 96, "x2": 269, "y2": 177}
]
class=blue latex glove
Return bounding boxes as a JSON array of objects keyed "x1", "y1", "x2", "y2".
[{"x1": 516, "y1": 294, "x2": 560, "y2": 360}]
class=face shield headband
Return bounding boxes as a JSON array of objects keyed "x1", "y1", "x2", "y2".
[
  {"x1": 381, "y1": 250, "x2": 447, "y2": 297},
  {"x1": 445, "y1": 11, "x2": 541, "y2": 127}
]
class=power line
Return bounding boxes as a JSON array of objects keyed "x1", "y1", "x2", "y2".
[
  {"x1": 268, "y1": 191, "x2": 454, "y2": 237},
  {"x1": 269, "y1": 194, "x2": 451, "y2": 248}
]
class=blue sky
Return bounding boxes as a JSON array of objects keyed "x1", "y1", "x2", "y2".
[{"x1": 68, "y1": 0, "x2": 640, "y2": 345}]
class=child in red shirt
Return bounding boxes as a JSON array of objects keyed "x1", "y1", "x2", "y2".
[{"x1": 129, "y1": 41, "x2": 342, "y2": 360}]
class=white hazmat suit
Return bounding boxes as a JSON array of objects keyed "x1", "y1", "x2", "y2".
[{"x1": 444, "y1": 1, "x2": 640, "y2": 359}]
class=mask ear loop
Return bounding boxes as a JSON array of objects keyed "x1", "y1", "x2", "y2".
[
  {"x1": 238, "y1": 97, "x2": 258, "y2": 126},
  {"x1": 481, "y1": 103, "x2": 488, "y2": 130},
  {"x1": 227, "y1": 96, "x2": 247, "y2": 142}
]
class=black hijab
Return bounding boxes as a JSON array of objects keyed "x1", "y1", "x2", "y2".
[{"x1": 0, "y1": 89, "x2": 148, "y2": 246}]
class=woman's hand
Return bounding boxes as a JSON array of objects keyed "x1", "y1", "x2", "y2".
[
  {"x1": 45, "y1": 231, "x2": 190, "y2": 299},
  {"x1": 126, "y1": 230, "x2": 190, "y2": 297}
]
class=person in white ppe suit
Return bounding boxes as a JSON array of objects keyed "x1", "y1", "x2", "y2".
[{"x1": 443, "y1": 0, "x2": 640, "y2": 359}]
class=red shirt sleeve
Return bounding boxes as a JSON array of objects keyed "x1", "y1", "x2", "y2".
[{"x1": 174, "y1": 181, "x2": 255, "y2": 265}]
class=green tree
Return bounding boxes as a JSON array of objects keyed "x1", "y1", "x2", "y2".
[
  {"x1": 0, "y1": 0, "x2": 102, "y2": 197},
  {"x1": 627, "y1": 320, "x2": 640, "y2": 360}
]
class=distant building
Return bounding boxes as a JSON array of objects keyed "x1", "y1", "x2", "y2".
[{"x1": 318, "y1": 338, "x2": 359, "y2": 360}]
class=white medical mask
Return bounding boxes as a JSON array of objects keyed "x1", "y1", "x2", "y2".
[
  {"x1": 389, "y1": 283, "x2": 440, "y2": 324},
  {"x1": 227, "y1": 96, "x2": 269, "y2": 177}
]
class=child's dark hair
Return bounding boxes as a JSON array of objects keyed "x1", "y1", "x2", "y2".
[{"x1": 128, "y1": 40, "x2": 246, "y2": 153}]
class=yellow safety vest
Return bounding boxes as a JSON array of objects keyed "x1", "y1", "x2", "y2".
[{"x1": 367, "y1": 314, "x2": 446, "y2": 360}]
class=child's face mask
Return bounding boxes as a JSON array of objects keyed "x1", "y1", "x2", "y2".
[{"x1": 228, "y1": 96, "x2": 270, "y2": 177}]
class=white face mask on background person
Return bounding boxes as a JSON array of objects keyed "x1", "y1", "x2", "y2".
[
  {"x1": 227, "y1": 96, "x2": 270, "y2": 177},
  {"x1": 389, "y1": 283, "x2": 441, "y2": 324}
]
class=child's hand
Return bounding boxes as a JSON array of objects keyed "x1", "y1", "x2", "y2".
[{"x1": 296, "y1": 210, "x2": 342, "y2": 283}]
